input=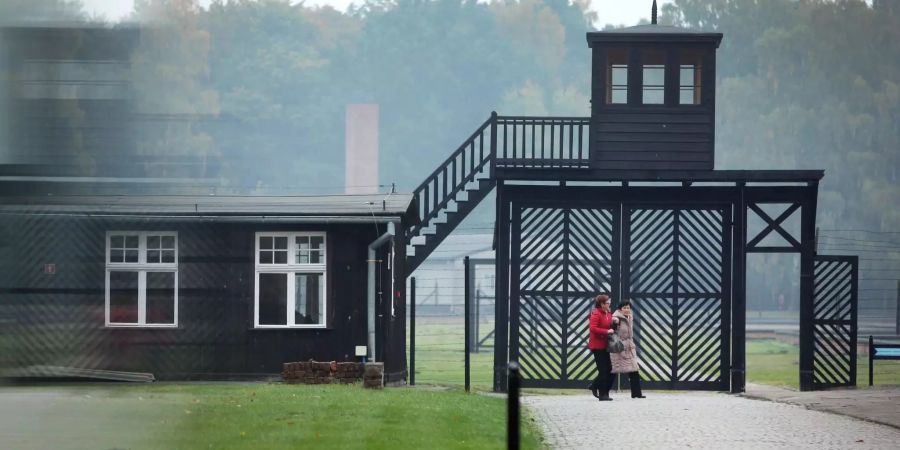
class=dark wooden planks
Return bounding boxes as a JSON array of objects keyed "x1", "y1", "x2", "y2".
[{"x1": 591, "y1": 110, "x2": 714, "y2": 169}]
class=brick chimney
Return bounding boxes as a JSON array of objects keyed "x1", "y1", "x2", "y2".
[{"x1": 345, "y1": 104, "x2": 379, "y2": 195}]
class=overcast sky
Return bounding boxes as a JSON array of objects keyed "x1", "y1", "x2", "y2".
[{"x1": 80, "y1": 0, "x2": 672, "y2": 27}]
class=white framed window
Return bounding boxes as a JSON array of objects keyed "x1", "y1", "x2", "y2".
[
  {"x1": 606, "y1": 48, "x2": 629, "y2": 105},
  {"x1": 641, "y1": 49, "x2": 666, "y2": 105},
  {"x1": 105, "y1": 231, "x2": 178, "y2": 327},
  {"x1": 679, "y1": 49, "x2": 704, "y2": 105},
  {"x1": 255, "y1": 232, "x2": 327, "y2": 328}
]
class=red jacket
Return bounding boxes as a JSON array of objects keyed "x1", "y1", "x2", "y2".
[{"x1": 588, "y1": 307, "x2": 614, "y2": 350}]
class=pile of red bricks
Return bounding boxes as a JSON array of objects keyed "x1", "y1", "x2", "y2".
[{"x1": 282, "y1": 360, "x2": 384, "y2": 388}]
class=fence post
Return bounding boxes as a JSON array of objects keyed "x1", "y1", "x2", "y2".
[
  {"x1": 465, "y1": 256, "x2": 471, "y2": 393},
  {"x1": 410, "y1": 277, "x2": 416, "y2": 386},
  {"x1": 507, "y1": 361, "x2": 520, "y2": 450},
  {"x1": 869, "y1": 335, "x2": 874, "y2": 387},
  {"x1": 474, "y1": 288, "x2": 481, "y2": 354}
]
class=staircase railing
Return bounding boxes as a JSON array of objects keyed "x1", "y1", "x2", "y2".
[
  {"x1": 407, "y1": 113, "x2": 496, "y2": 240},
  {"x1": 407, "y1": 114, "x2": 592, "y2": 241}
]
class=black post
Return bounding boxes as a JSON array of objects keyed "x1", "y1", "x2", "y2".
[
  {"x1": 720, "y1": 206, "x2": 733, "y2": 391},
  {"x1": 508, "y1": 204, "x2": 523, "y2": 390},
  {"x1": 410, "y1": 277, "x2": 416, "y2": 386},
  {"x1": 507, "y1": 361, "x2": 520, "y2": 450},
  {"x1": 465, "y1": 256, "x2": 471, "y2": 393},
  {"x1": 869, "y1": 335, "x2": 874, "y2": 387},
  {"x1": 474, "y1": 287, "x2": 481, "y2": 354},
  {"x1": 731, "y1": 184, "x2": 747, "y2": 393},
  {"x1": 799, "y1": 184, "x2": 818, "y2": 391},
  {"x1": 896, "y1": 280, "x2": 899, "y2": 336},
  {"x1": 494, "y1": 182, "x2": 510, "y2": 392}
]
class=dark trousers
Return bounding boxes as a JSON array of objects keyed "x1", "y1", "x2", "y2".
[
  {"x1": 621, "y1": 371, "x2": 643, "y2": 398},
  {"x1": 590, "y1": 350, "x2": 614, "y2": 397}
]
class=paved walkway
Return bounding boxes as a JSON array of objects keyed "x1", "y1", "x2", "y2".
[
  {"x1": 523, "y1": 390, "x2": 900, "y2": 449},
  {"x1": 743, "y1": 383, "x2": 900, "y2": 429},
  {"x1": 0, "y1": 386, "x2": 185, "y2": 450}
]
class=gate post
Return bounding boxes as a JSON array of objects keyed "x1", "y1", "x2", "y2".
[
  {"x1": 799, "y1": 183, "x2": 819, "y2": 391},
  {"x1": 494, "y1": 182, "x2": 510, "y2": 392},
  {"x1": 731, "y1": 184, "x2": 747, "y2": 393}
]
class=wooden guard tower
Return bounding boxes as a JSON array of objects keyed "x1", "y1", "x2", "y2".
[
  {"x1": 404, "y1": 2, "x2": 857, "y2": 394},
  {"x1": 587, "y1": 16, "x2": 721, "y2": 170}
]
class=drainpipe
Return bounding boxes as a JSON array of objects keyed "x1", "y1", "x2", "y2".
[{"x1": 367, "y1": 221, "x2": 396, "y2": 362}]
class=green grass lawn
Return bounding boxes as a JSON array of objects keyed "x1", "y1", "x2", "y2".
[
  {"x1": 746, "y1": 338, "x2": 900, "y2": 389},
  {"x1": 0, "y1": 383, "x2": 544, "y2": 450},
  {"x1": 410, "y1": 318, "x2": 496, "y2": 390},
  {"x1": 409, "y1": 317, "x2": 900, "y2": 391},
  {"x1": 746, "y1": 339, "x2": 801, "y2": 388}
]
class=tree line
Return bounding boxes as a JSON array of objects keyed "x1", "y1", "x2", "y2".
[{"x1": 5, "y1": 0, "x2": 899, "y2": 308}]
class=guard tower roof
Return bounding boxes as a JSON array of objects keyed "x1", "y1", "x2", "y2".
[{"x1": 587, "y1": 24, "x2": 723, "y2": 47}]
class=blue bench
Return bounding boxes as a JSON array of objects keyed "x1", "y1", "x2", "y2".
[{"x1": 869, "y1": 335, "x2": 900, "y2": 386}]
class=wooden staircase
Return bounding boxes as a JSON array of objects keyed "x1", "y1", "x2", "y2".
[
  {"x1": 405, "y1": 113, "x2": 592, "y2": 275},
  {"x1": 405, "y1": 114, "x2": 497, "y2": 274}
]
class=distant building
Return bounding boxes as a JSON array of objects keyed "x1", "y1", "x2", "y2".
[
  {"x1": 0, "y1": 25, "x2": 139, "y2": 175},
  {"x1": 0, "y1": 24, "x2": 220, "y2": 195}
]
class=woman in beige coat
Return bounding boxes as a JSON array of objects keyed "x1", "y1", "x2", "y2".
[{"x1": 611, "y1": 300, "x2": 645, "y2": 398}]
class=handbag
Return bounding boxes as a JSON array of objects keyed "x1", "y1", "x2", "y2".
[{"x1": 607, "y1": 331, "x2": 625, "y2": 353}]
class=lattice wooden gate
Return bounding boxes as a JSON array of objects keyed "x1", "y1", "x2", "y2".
[
  {"x1": 623, "y1": 205, "x2": 731, "y2": 390},
  {"x1": 509, "y1": 205, "x2": 620, "y2": 388},
  {"x1": 808, "y1": 255, "x2": 858, "y2": 389},
  {"x1": 508, "y1": 201, "x2": 731, "y2": 390}
]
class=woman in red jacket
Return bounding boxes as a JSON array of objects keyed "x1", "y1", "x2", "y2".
[{"x1": 588, "y1": 294, "x2": 616, "y2": 401}]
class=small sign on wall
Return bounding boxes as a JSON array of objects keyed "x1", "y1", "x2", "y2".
[
  {"x1": 44, "y1": 263, "x2": 56, "y2": 275},
  {"x1": 355, "y1": 345, "x2": 367, "y2": 357}
]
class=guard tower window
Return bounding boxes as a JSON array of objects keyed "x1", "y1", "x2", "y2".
[
  {"x1": 642, "y1": 49, "x2": 665, "y2": 104},
  {"x1": 606, "y1": 48, "x2": 628, "y2": 104},
  {"x1": 679, "y1": 50, "x2": 703, "y2": 105}
]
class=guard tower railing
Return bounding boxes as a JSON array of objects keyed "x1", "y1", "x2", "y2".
[{"x1": 495, "y1": 116, "x2": 591, "y2": 169}]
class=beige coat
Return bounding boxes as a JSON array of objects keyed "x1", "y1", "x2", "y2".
[{"x1": 610, "y1": 310, "x2": 640, "y2": 374}]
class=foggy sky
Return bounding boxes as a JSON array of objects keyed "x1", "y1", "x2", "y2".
[{"x1": 81, "y1": 0, "x2": 674, "y2": 28}]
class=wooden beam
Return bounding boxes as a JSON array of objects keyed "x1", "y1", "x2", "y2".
[{"x1": 495, "y1": 168, "x2": 824, "y2": 183}]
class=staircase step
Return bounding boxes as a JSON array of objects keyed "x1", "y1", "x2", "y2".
[
  {"x1": 465, "y1": 178, "x2": 493, "y2": 192},
  {"x1": 406, "y1": 174, "x2": 496, "y2": 273},
  {"x1": 418, "y1": 198, "x2": 468, "y2": 229}
]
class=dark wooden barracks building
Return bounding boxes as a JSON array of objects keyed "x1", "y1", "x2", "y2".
[{"x1": 0, "y1": 194, "x2": 415, "y2": 383}]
